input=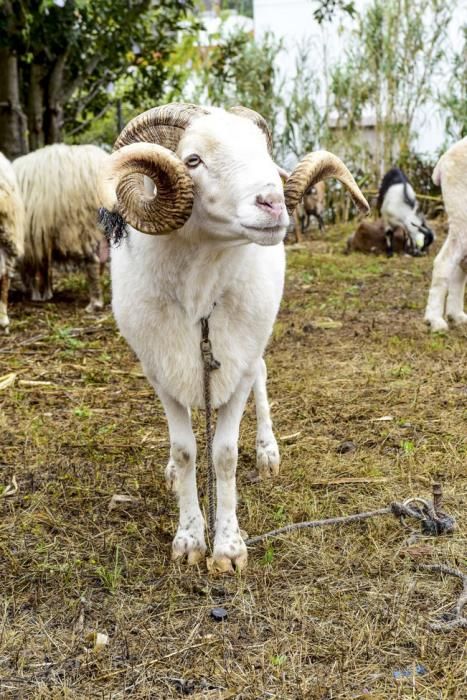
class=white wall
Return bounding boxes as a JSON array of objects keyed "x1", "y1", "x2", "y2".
[{"x1": 254, "y1": 0, "x2": 466, "y2": 156}]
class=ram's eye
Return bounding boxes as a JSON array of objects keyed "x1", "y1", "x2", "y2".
[{"x1": 185, "y1": 154, "x2": 202, "y2": 168}]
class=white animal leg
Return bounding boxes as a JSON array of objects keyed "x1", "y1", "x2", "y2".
[
  {"x1": 85, "y1": 258, "x2": 104, "y2": 313},
  {"x1": 255, "y1": 358, "x2": 280, "y2": 479},
  {"x1": 210, "y1": 370, "x2": 256, "y2": 573},
  {"x1": 151, "y1": 382, "x2": 206, "y2": 564},
  {"x1": 424, "y1": 235, "x2": 458, "y2": 331},
  {"x1": 0, "y1": 274, "x2": 10, "y2": 332},
  {"x1": 446, "y1": 260, "x2": 467, "y2": 325}
]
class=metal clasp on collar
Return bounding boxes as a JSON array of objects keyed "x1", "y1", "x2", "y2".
[{"x1": 200, "y1": 316, "x2": 221, "y2": 371}]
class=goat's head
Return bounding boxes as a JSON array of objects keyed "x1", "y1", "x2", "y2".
[
  {"x1": 407, "y1": 212, "x2": 435, "y2": 253},
  {"x1": 99, "y1": 103, "x2": 369, "y2": 246}
]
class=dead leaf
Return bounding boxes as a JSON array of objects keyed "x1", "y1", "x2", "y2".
[
  {"x1": 279, "y1": 431, "x2": 301, "y2": 442},
  {"x1": 19, "y1": 379, "x2": 54, "y2": 387},
  {"x1": 0, "y1": 373, "x2": 16, "y2": 391},
  {"x1": 310, "y1": 477, "x2": 388, "y2": 486},
  {"x1": 85, "y1": 630, "x2": 109, "y2": 653},
  {"x1": 400, "y1": 544, "x2": 434, "y2": 560},
  {"x1": 1, "y1": 475, "x2": 18, "y2": 498},
  {"x1": 313, "y1": 317, "x2": 343, "y2": 329},
  {"x1": 108, "y1": 494, "x2": 139, "y2": 511}
]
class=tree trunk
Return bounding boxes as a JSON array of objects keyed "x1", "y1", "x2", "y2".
[
  {"x1": 27, "y1": 63, "x2": 45, "y2": 151},
  {"x1": 44, "y1": 53, "x2": 67, "y2": 144},
  {"x1": 0, "y1": 48, "x2": 28, "y2": 159}
]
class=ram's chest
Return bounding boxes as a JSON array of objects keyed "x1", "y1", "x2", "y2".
[
  {"x1": 111, "y1": 236, "x2": 284, "y2": 409},
  {"x1": 131, "y1": 297, "x2": 269, "y2": 408}
]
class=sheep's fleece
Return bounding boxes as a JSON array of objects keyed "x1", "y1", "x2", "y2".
[{"x1": 0, "y1": 152, "x2": 25, "y2": 329}]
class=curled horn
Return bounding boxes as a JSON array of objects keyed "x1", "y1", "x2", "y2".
[
  {"x1": 100, "y1": 103, "x2": 208, "y2": 235},
  {"x1": 229, "y1": 106, "x2": 273, "y2": 154},
  {"x1": 284, "y1": 151, "x2": 370, "y2": 216},
  {"x1": 114, "y1": 103, "x2": 209, "y2": 152},
  {"x1": 100, "y1": 143, "x2": 195, "y2": 235}
]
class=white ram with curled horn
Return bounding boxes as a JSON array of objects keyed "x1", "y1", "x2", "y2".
[{"x1": 99, "y1": 102, "x2": 369, "y2": 573}]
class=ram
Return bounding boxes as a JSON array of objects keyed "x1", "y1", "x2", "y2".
[
  {"x1": 13, "y1": 144, "x2": 109, "y2": 312},
  {"x1": 293, "y1": 181, "x2": 325, "y2": 240},
  {"x1": 424, "y1": 137, "x2": 467, "y2": 331},
  {"x1": 99, "y1": 103, "x2": 369, "y2": 572},
  {"x1": 377, "y1": 167, "x2": 434, "y2": 256},
  {"x1": 0, "y1": 152, "x2": 25, "y2": 332}
]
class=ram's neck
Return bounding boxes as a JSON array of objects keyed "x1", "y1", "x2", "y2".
[{"x1": 135, "y1": 231, "x2": 251, "y2": 322}]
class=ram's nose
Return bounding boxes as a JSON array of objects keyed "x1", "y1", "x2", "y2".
[{"x1": 255, "y1": 190, "x2": 285, "y2": 220}]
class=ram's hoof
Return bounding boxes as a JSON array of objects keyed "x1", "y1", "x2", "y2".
[
  {"x1": 425, "y1": 316, "x2": 448, "y2": 332},
  {"x1": 207, "y1": 552, "x2": 247, "y2": 574},
  {"x1": 171, "y1": 519, "x2": 206, "y2": 565},
  {"x1": 85, "y1": 299, "x2": 104, "y2": 313},
  {"x1": 208, "y1": 531, "x2": 248, "y2": 574},
  {"x1": 0, "y1": 314, "x2": 9, "y2": 332},
  {"x1": 257, "y1": 439, "x2": 280, "y2": 479},
  {"x1": 448, "y1": 312, "x2": 467, "y2": 326}
]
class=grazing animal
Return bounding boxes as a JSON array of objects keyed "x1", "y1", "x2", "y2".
[
  {"x1": 0, "y1": 152, "x2": 25, "y2": 332},
  {"x1": 99, "y1": 103, "x2": 369, "y2": 572},
  {"x1": 293, "y1": 181, "x2": 325, "y2": 240},
  {"x1": 346, "y1": 219, "x2": 407, "y2": 255},
  {"x1": 424, "y1": 137, "x2": 467, "y2": 331},
  {"x1": 377, "y1": 167, "x2": 434, "y2": 256},
  {"x1": 13, "y1": 144, "x2": 109, "y2": 312}
]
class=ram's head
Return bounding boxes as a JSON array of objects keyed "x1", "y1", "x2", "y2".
[{"x1": 99, "y1": 103, "x2": 369, "y2": 246}]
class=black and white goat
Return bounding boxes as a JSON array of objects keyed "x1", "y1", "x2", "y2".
[{"x1": 377, "y1": 168, "x2": 434, "y2": 257}]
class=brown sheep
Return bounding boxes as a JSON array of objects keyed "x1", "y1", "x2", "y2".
[
  {"x1": 293, "y1": 181, "x2": 325, "y2": 241},
  {"x1": 346, "y1": 219, "x2": 407, "y2": 255}
]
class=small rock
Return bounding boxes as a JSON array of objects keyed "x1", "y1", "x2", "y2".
[
  {"x1": 210, "y1": 607, "x2": 228, "y2": 622},
  {"x1": 393, "y1": 664, "x2": 427, "y2": 680},
  {"x1": 336, "y1": 440, "x2": 356, "y2": 454}
]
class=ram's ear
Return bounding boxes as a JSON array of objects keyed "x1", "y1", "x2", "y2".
[{"x1": 276, "y1": 165, "x2": 290, "y2": 183}]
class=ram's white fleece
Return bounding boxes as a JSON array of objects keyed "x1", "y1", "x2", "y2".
[
  {"x1": 111, "y1": 108, "x2": 288, "y2": 572},
  {"x1": 425, "y1": 136, "x2": 467, "y2": 331},
  {"x1": 112, "y1": 234, "x2": 284, "y2": 409}
]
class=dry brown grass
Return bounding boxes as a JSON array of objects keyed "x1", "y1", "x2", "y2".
[{"x1": 1, "y1": 222, "x2": 466, "y2": 699}]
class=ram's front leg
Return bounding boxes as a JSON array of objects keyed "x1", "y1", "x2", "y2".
[
  {"x1": 153, "y1": 383, "x2": 206, "y2": 565},
  {"x1": 210, "y1": 371, "x2": 256, "y2": 573},
  {"x1": 255, "y1": 358, "x2": 280, "y2": 479}
]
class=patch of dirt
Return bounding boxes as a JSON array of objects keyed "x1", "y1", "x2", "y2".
[{"x1": 1, "y1": 222, "x2": 465, "y2": 698}]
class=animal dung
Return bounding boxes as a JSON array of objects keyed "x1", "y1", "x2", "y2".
[{"x1": 336, "y1": 440, "x2": 356, "y2": 454}]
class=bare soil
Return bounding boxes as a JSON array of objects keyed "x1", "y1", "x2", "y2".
[{"x1": 1, "y1": 222, "x2": 466, "y2": 699}]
